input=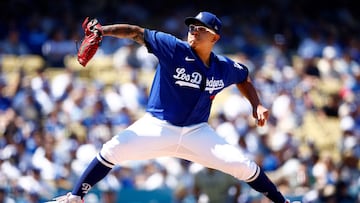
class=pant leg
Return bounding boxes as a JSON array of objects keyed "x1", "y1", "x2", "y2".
[
  {"x1": 174, "y1": 122, "x2": 259, "y2": 181},
  {"x1": 100, "y1": 113, "x2": 182, "y2": 164}
]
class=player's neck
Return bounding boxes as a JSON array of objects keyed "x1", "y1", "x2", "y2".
[{"x1": 194, "y1": 49, "x2": 212, "y2": 68}]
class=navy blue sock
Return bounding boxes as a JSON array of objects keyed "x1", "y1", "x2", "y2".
[
  {"x1": 247, "y1": 168, "x2": 286, "y2": 203},
  {"x1": 72, "y1": 155, "x2": 113, "y2": 198}
]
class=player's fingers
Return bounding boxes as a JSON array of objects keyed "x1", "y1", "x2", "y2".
[
  {"x1": 256, "y1": 119, "x2": 265, "y2": 126},
  {"x1": 263, "y1": 110, "x2": 269, "y2": 120},
  {"x1": 256, "y1": 114, "x2": 266, "y2": 126},
  {"x1": 256, "y1": 113, "x2": 263, "y2": 122},
  {"x1": 254, "y1": 105, "x2": 269, "y2": 126}
]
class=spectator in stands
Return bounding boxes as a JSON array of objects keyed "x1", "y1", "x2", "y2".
[
  {"x1": 0, "y1": 76, "x2": 11, "y2": 112},
  {"x1": 0, "y1": 186, "x2": 15, "y2": 203},
  {"x1": 194, "y1": 168, "x2": 241, "y2": 203},
  {"x1": 0, "y1": 29, "x2": 30, "y2": 55},
  {"x1": 297, "y1": 28, "x2": 324, "y2": 59},
  {"x1": 41, "y1": 28, "x2": 76, "y2": 67},
  {"x1": 31, "y1": 67, "x2": 54, "y2": 115},
  {"x1": 113, "y1": 41, "x2": 142, "y2": 70},
  {"x1": 17, "y1": 167, "x2": 55, "y2": 200}
]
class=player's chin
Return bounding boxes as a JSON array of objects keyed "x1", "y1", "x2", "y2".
[{"x1": 188, "y1": 41, "x2": 197, "y2": 48}]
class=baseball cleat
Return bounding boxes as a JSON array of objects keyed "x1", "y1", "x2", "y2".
[{"x1": 45, "y1": 192, "x2": 83, "y2": 203}]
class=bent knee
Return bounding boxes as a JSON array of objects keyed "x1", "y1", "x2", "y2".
[{"x1": 221, "y1": 160, "x2": 259, "y2": 181}]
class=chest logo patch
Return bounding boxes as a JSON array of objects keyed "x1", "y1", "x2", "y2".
[{"x1": 173, "y1": 68, "x2": 224, "y2": 93}]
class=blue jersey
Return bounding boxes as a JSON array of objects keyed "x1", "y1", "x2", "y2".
[{"x1": 144, "y1": 29, "x2": 249, "y2": 126}]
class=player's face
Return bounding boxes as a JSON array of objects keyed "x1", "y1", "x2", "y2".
[{"x1": 187, "y1": 24, "x2": 218, "y2": 49}]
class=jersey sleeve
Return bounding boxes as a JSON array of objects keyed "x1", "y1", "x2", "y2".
[
  {"x1": 232, "y1": 62, "x2": 249, "y2": 83},
  {"x1": 144, "y1": 29, "x2": 177, "y2": 61},
  {"x1": 221, "y1": 56, "x2": 249, "y2": 85}
]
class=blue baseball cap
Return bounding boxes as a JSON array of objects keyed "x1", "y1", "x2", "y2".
[{"x1": 185, "y1": 11, "x2": 222, "y2": 34}]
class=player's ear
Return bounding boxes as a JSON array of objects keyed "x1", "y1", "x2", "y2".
[{"x1": 211, "y1": 34, "x2": 220, "y2": 43}]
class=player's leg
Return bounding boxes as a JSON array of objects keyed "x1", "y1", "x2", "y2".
[
  {"x1": 56, "y1": 113, "x2": 181, "y2": 201},
  {"x1": 99, "y1": 113, "x2": 182, "y2": 163},
  {"x1": 177, "y1": 123, "x2": 287, "y2": 203}
]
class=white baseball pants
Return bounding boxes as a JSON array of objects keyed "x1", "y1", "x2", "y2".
[{"x1": 100, "y1": 113, "x2": 259, "y2": 181}]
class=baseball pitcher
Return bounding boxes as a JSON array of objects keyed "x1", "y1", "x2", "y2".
[{"x1": 49, "y1": 11, "x2": 290, "y2": 203}]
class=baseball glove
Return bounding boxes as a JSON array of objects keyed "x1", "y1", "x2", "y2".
[{"x1": 77, "y1": 17, "x2": 103, "y2": 67}]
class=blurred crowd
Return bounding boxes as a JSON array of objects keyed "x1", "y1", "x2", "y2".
[{"x1": 0, "y1": 0, "x2": 360, "y2": 202}]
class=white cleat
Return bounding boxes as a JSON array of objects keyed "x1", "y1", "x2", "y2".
[{"x1": 45, "y1": 192, "x2": 83, "y2": 203}]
